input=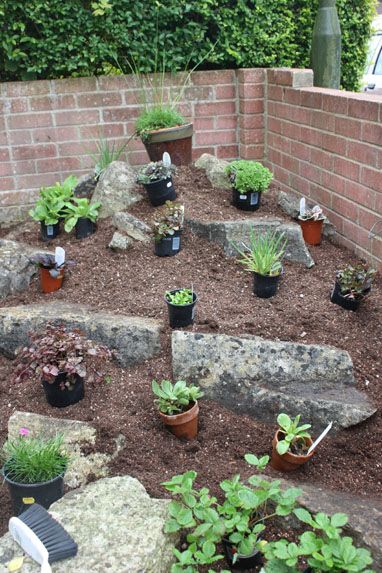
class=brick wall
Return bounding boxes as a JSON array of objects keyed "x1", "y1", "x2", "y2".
[{"x1": 266, "y1": 68, "x2": 382, "y2": 268}]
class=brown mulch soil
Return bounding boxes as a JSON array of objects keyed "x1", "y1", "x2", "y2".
[{"x1": 0, "y1": 167, "x2": 381, "y2": 554}]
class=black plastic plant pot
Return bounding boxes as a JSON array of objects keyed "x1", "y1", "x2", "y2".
[
  {"x1": 75, "y1": 217, "x2": 96, "y2": 239},
  {"x1": 165, "y1": 290, "x2": 197, "y2": 329},
  {"x1": 2, "y1": 468, "x2": 64, "y2": 516},
  {"x1": 330, "y1": 281, "x2": 361, "y2": 311},
  {"x1": 40, "y1": 221, "x2": 60, "y2": 241},
  {"x1": 232, "y1": 188, "x2": 261, "y2": 212},
  {"x1": 223, "y1": 539, "x2": 264, "y2": 570},
  {"x1": 144, "y1": 177, "x2": 176, "y2": 207},
  {"x1": 253, "y1": 272, "x2": 281, "y2": 299},
  {"x1": 154, "y1": 230, "x2": 182, "y2": 257},
  {"x1": 42, "y1": 372, "x2": 84, "y2": 408}
]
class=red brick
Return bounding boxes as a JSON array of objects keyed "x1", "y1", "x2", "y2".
[
  {"x1": 216, "y1": 85, "x2": 237, "y2": 99},
  {"x1": 300, "y1": 162, "x2": 322, "y2": 185},
  {"x1": 332, "y1": 195, "x2": 359, "y2": 221},
  {"x1": 290, "y1": 141, "x2": 310, "y2": 162},
  {"x1": 358, "y1": 206, "x2": 380, "y2": 231},
  {"x1": 238, "y1": 83, "x2": 263, "y2": 99},
  {"x1": 54, "y1": 77, "x2": 97, "y2": 94},
  {"x1": 268, "y1": 117, "x2": 282, "y2": 134},
  {"x1": 216, "y1": 145, "x2": 239, "y2": 159},
  {"x1": 0, "y1": 163, "x2": 13, "y2": 177},
  {"x1": 192, "y1": 147, "x2": 216, "y2": 159},
  {"x1": 194, "y1": 117, "x2": 215, "y2": 130},
  {"x1": 267, "y1": 69, "x2": 294, "y2": 86},
  {"x1": 268, "y1": 147, "x2": 282, "y2": 165},
  {"x1": 103, "y1": 107, "x2": 138, "y2": 122},
  {"x1": 299, "y1": 126, "x2": 322, "y2": 147},
  {"x1": 128, "y1": 150, "x2": 151, "y2": 165},
  {"x1": 30, "y1": 94, "x2": 76, "y2": 111},
  {"x1": 348, "y1": 98, "x2": 379, "y2": 121},
  {"x1": 300, "y1": 89, "x2": 323, "y2": 109},
  {"x1": 324, "y1": 207, "x2": 344, "y2": 233},
  {"x1": 179, "y1": 86, "x2": 212, "y2": 101},
  {"x1": 0, "y1": 177, "x2": 16, "y2": 192},
  {"x1": 239, "y1": 114, "x2": 264, "y2": 130},
  {"x1": 333, "y1": 157, "x2": 359, "y2": 181},
  {"x1": 124, "y1": 89, "x2": 147, "y2": 105},
  {"x1": 5, "y1": 80, "x2": 51, "y2": 97},
  {"x1": 322, "y1": 171, "x2": 346, "y2": 195},
  {"x1": 216, "y1": 116, "x2": 237, "y2": 130},
  {"x1": 194, "y1": 101, "x2": 236, "y2": 117},
  {"x1": 195, "y1": 130, "x2": 236, "y2": 146},
  {"x1": 371, "y1": 237, "x2": 382, "y2": 262},
  {"x1": 290, "y1": 173, "x2": 310, "y2": 196},
  {"x1": 239, "y1": 100, "x2": 264, "y2": 114},
  {"x1": 9, "y1": 131, "x2": 32, "y2": 145},
  {"x1": 346, "y1": 141, "x2": 378, "y2": 168},
  {"x1": 12, "y1": 160, "x2": 36, "y2": 175},
  {"x1": 361, "y1": 122, "x2": 382, "y2": 145},
  {"x1": 310, "y1": 110, "x2": 335, "y2": 131},
  {"x1": 15, "y1": 172, "x2": 63, "y2": 189},
  {"x1": 309, "y1": 183, "x2": 332, "y2": 208},
  {"x1": 322, "y1": 92, "x2": 348, "y2": 114},
  {"x1": 376, "y1": 193, "x2": 382, "y2": 215},
  {"x1": 334, "y1": 117, "x2": 362, "y2": 139},
  {"x1": 237, "y1": 69, "x2": 264, "y2": 83},
  {"x1": 344, "y1": 180, "x2": 375, "y2": 209},
  {"x1": 287, "y1": 105, "x2": 311, "y2": 125},
  {"x1": 239, "y1": 144, "x2": 264, "y2": 160},
  {"x1": 0, "y1": 149, "x2": 10, "y2": 161},
  {"x1": 281, "y1": 152, "x2": 300, "y2": 173},
  {"x1": 283, "y1": 88, "x2": 301, "y2": 106},
  {"x1": 58, "y1": 141, "x2": 98, "y2": 156},
  {"x1": 360, "y1": 166, "x2": 382, "y2": 193},
  {"x1": 267, "y1": 85, "x2": 284, "y2": 101},
  {"x1": 321, "y1": 133, "x2": 347, "y2": 154},
  {"x1": 80, "y1": 124, "x2": 124, "y2": 139},
  {"x1": 240, "y1": 129, "x2": 263, "y2": 145},
  {"x1": 12, "y1": 144, "x2": 56, "y2": 161},
  {"x1": 10, "y1": 99, "x2": 29, "y2": 113},
  {"x1": 7, "y1": 113, "x2": 52, "y2": 130},
  {"x1": 77, "y1": 92, "x2": 122, "y2": 108},
  {"x1": 267, "y1": 133, "x2": 290, "y2": 152},
  {"x1": 310, "y1": 148, "x2": 334, "y2": 170},
  {"x1": 37, "y1": 157, "x2": 81, "y2": 173},
  {"x1": 192, "y1": 70, "x2": 235, "y2": 85},
  {"x1": 281, "y1": 121, "x2": 301, "y2": 140},
  {"x1": 55, "y1": 110, "x2": 100, "y2": 126},
  {"x1": 98, "y1": 75, "x2": 133, "y2": 91}
]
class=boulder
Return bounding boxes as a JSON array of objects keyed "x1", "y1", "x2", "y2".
[
  {"x1": 8, "y1": 411, "x2": 124, "y2": 489},
  {"x1": 187, "y1": 217, "x2": 314, "y2": 268},
  {"x1": 73, "y1": 173, "x2": 97, "y2": 199},
  {"x1": 0, "y1": 476, "x2": 178, "y2": 573},
  {"x1": 0, "y1": 240, "x2": 52, "y2": 299},
  {"x1": 0, "y1": 303, "x2": 162, "y2": 366},
  {"x1": 108, "y1": 231, "x2": 133, "y2": 251},
  {"x1": 278, "y1": 191, "x2": 336, "y2": 239},
  {"x1": 195, "y1": 153, "x2": 231, "y2": 189},
  {"x1": 172, "y1": 331, "x2": 376, "y2": 432},
  {"x1": 112, "y1": 212, "x2": 151, "y2": 243},
  {"x1": 91, "y1": 161, "x2": 143, "y2": 218}
]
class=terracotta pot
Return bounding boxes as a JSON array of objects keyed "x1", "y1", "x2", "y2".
[
  {"x1": 159, "y1": 401, "x2": 199, "y2": 440},
  {"x1": 298, "y1": 218, "x2": 324, "y2": 245},
  {"x1": 271, "y1": 430, "x2": 314, "y2": 472},
  {"x1": 40, "y1": 267, "x2": 64, "y2": 294},
  {"x1": 142, "y1": 123, "x2": 193, "y2": 166}
]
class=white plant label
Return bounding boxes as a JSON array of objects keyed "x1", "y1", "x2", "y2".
[
  {"x1": 240, "y1": 194, "x2": 247, "y2": 200},
  {"x1": 191, "y1": 306, "x2": 196, "y2": 319},
  {"x1": 299, "y1": 197, "x2": 306, "y2": 217},
  {"x1": 250, "y1": 193, "x2": 259, "y2": 206},
  {"x1": 307, "y1": 422, "x2": 333, "y2": 455},
  {"x1": 47, "y1": 225, "x2": 54, "y2": 236},
  {"x1": 55, "y1": 247, "x2": 65, "y2": 267},
  {"x1": 172, "y1": 237, "x2": 180, "y2": 250},
  {"x1": 162, "y1": 152, "x2": 171, "y2": 167},
  {"x1": 167, "y1": 181, "x2": 172, "y2": 188}
]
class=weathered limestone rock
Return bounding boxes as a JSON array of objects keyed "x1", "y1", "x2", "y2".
[
  {"x1": 0, "y1": 303, "x2": 162, "y2": 366},
  {"x1": 0, "y1": 476, "x2": 178, "y2": 573},
  {"x1": 187, "y1": 217, "x2": 315, "y2": 268},
  {"x1": 278, "y1": 191, "x2": 336, "y2": 239},
  {"x1": 112, "y1": 211, "x2": 151, "y2": 243},
  {"x1": 73, "y1": 173, "x2": 97, "y2": 199},
  {"x1": 108, "y1": 231, "x2": 133, "y2": 251},
  {"x1": 195, "y1": 153, "x2": 231, "y2": 189},
  {"x1": 8, "y1": 411, "x2": 124, "y2": 489},
  {"x1": 172, "y1": 331, "x2": 376, "y2": 431},
  {"x1": 91, "y1": 161, "x2": 143, "y2": 218},
  {"x1": 0, "y1": 240, "x2": 52, "y2": 299}
]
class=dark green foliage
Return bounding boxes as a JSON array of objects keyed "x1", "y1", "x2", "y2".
[{"x1": 0, "y1": 0, "x2": 376, "y2": 91}]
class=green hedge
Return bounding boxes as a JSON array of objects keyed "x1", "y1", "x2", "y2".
[{"x1": 0, "y1": 0, "x2": 376, "y2": 91}]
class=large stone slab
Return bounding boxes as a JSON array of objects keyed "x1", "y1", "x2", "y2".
[
  {"x1": 0, "y1": 303, "x2": 162, "y2": 366},
  {"x1": 0, "y1": 240, "x2": 52, "y2": 299},
  {"x1": 0, "y1": 476, "x2": 178, "y2": 573},
  {"x1": 91, "y1": 161, "x2": 143, "y2": 219},
  {"x1": 187, "y1": 217, "x2": 314, "y2": 268},
  {"x1": 8, "y1": 411, "x2": 124, "y2": 489},
  {"x1": 172, "y1": 332, "x2": 376, "y2": 431}
]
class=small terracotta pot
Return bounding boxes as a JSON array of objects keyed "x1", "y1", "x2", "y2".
[
  {"x1": 159, "y1": 401, "x2": 199, "y2": 440},
  {"x1": 40, "y1": 267, "x2": 64, "y2": 294},
  {"x1": 298, "y1": 218, "x2": 324, "y2": 246},
  {"x1": 271, "y1": 430, "x2": 314, "y2": 472}
]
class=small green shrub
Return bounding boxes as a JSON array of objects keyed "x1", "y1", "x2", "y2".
[{"x1": 226, "y1": 161, "x2": 273, "y2": 195}]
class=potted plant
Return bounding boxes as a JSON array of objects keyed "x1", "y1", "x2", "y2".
[
  {"x1": 261, "y1": 508, "x2": 375, "y2": 572},
  {"x1": 162, "y1": 454, "x2": 301, "y2": 572},
  {"x1": 152, "y1": 379, "x2": 203, "y2": 439},
  {"x1": 13, "y1": 324, "x2": 113, "y2": 408},
  {"x1": 330, "y1": 264, "x2": 376, "y2": 311},
  {"x1": 153, "y1": 201, "x2": 184, "y2": 256},
  {"x1": 298, "y1": 204, "x2": 325, "y2": 246},
  {"x1": 226, "y1": 160, "x2": 273, "y2": 211},
  {"x1": 137, "y1": 160, "x2": 176, "y2": 207},
  {"x1": 165, "y1": 287, "x2": 197, "y2": 328},
  {"x1": 63, "y1": 198, "x2": 101, "y2": 239},
  {"x1": 271, "y1": 413, "x2": 314, "y2": 472},
  {"x1": 29, "y1": 253, "x2": 74, "y2": 294},
  {"x1": 1, "y1": 429, "x2": 69, "y2": 516},
  {"x1": 233, "y1": 229, "x2": 287, "y2": 298}
]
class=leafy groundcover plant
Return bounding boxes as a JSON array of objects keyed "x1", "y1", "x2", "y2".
[
  {"x1": 153, "y1": 201, "x2": 184, "y2": 241},
  {"x1": 233, "y1": 229, "x2": 287, "y2": 277},
  {"x1": 276, "y1": 413, "x2": 312, "y2": 456},
  {"x1": 166, "y1": 288, "x2": 194, "y2": 305},
  {"x1": 152, "y1": 379, "x2": 203, "y2": 415},
  {"x1": 63, "y1": 198, "x2": 101, "y2": 233},
  {"x1": 162, "y1": 454, "x2": 301, "y2": 572},
  {"x1": 226, "y1": 161, "x2": 273, "y2": 194},
  {"x1": 137, "y1": 160, "x2": 176, "y2": 184},
  {"x1": 335, "y1": 265, "x2": 376, "y2": 300},
  {"x1": 29, "y1": 175, "x2": 78, "y2": 225},
  {"x1": 2, "y1": 433, "x2": 69, "y2": 485}
]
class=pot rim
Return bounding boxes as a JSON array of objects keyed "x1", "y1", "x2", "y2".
[
  {"x1": 159, "y1": 400, "x2": 199, "y2": 424},
  {"x1": 253, "y1": 266, "x2": 284, "y2": 279},
  {"x1": 233, "y1": 187, "x2": 262, "y2": 196},
  {"x1": 273, "y1": 430, "x2": 315, "y2": 461},
  {"x1": 142, "y1": 122, "x2": 193, "y2": 143},
  {"x1": 298, "y1": 216, "x2": 325, "y2": 223},
  {"x1": 165, "y1": 289, "x2": 198, "y2": 307},
  {"x1": 2, "y1": 466, "x2": 66, "y2": 487}
]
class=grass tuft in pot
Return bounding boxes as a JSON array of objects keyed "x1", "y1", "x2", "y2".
[
  {"x1": 271, "y1": 413, "x2": 314, "y2": 472},
  {"x1": 152, "y1": 379, "x2": 203, "y2": 439},
  {"x1": 331, "y1": 264, "x2": 376, "y2": 311},
  {"x1": 226, "y1": 160, "x2": 273, "y2": 211},
  {"x1": 233, "y1": 229, "x2": 287, "y2": 299}
]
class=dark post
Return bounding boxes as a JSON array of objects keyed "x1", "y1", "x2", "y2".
[{"x1": 310, "y1": 0, "x2": 341, "y2": 88}]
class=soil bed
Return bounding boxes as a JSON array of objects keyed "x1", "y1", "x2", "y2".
[{"x1": 0, "y1": 167, "x2": 381, "y2": 555}]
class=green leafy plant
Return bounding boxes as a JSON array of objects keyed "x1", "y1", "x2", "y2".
[
  {"x1": 91, "y1": 137, "x2": 130, "y2": 180},
  {"x1": 2, "y1": 432, "x2": 69, "y2": 484},
  {"x1": 153, "y1": 201, "x2": 184, "y2": 241},
  {"x1": 226, "y1": 161, "x2": 273, "y2": 195},
  {"x1": 29, "y1": 176, "x2": 78, "y2": 225},
  {"x1": 152, "y1": 379, "x2": 203, "y2": 415},
  {"x1": 63, "y1": 198, "x2": 101, "y2": 233},
  {"x1": 137, "y1": 160, "x2": 176, "y2": 184},
  {"x1": 276, "y1": 413, "x2": 312, "y2": 456},
  {"x1": 166, "y1": 288, "x2": 194, "y2": 306},
  {"x1": 162, "y1": 454, "x2": 301, "y2": 572},
  {"x1": 335, "y1": 264, "x2": 376, "y2": 300},
  {"x1": 233, "y1": 229, "x2": 287, "y2": 277},
  {"x1": 39, "y1": 175, "x2": 77, "y2": 204},
  {"x1": 262, "y1": 508, "x2": 375, "y2": 572}
]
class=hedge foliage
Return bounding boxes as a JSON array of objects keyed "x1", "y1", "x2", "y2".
[{"x1": 0, "y1": 0, "x2": 376, "y2": 91}]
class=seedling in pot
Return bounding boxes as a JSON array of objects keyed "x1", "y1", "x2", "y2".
[
  {"x1": 165, "y1": 286, "x2": 197, "y2": 328},
  {"x1": 276, "y1": 413, "x2": 312, "y2": 456},
  {"x1": 63, "y1": 197, "x2": 101, "y2": 238},
  {"x1": 165, "y1": 288, "x2": 193, "y2": 305}
]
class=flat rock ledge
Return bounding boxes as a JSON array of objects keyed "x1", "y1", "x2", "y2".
[
  {"x1": 187, "y1": 217, "x2": 314, "y2": 268},
  {"x1": 172, "y1": 331, "x2": 376, "y2": 431},
  {"x1": 0, "y1": 476, "x2": 178, "y2": 573},
  {"x1": 0, "y1": 303, "x2": 162, "y2": 366},
  {"x1": 8, "y1": 411, "x2": 125, "y2": 489}
]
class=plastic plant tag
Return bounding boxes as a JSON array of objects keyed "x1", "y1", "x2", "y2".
[
  {"x1": 299, "y1": 197, "x2": 306, "y2": 217},
  {"x1": 8, "y1": 557, "x2": 24, "y2": 572},
  {"x1": 47, "y1": 225, "x2": 54, "y2": 236},
  {"x1": 307, "y1": 422, "x2": 333, "y2": 455},
  {"x1": 191, "y1": 306, "x2": 196, "y2": 319},
  {"x1": 250, "y1": 193, "x2": 259, "y2": 206},
  {"x1": 55, "y1": 247, "x2": 65, "y2": 267},
  {"x1": 166, "y1": 181, "x2": 172, "y2": 188},
  {"x1": 240, "y1": 194, "x2": 247, "y2": 200},
  {"x1": 162, "y1": 152, "x2": 171, "y2": 167},
  {"x1": 22, "y1": 497, "x2": 35, "y2": 504},
  {"x1": 172, "y1": 236, "x2": 180, "y2": 250}
]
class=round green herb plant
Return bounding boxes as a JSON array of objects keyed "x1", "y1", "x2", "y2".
[
  {"x1": 2, "y1": 433, "x2": 69, "y2": 484},
  {"x1": 233, "y1": 229, "x2": 287, "y2": 277},
  {"x1": 152, "y1": 379, "x2": 203, "y2": 415},
  {"x1": 226, "y1": 161, "x2": 273, "y2": 195},
  {"x1": 166, "y1": 288, "x2": 194, "y2": 305},
  {"x1": 276, "y1": 413, "x2": 312, "y2": 456}
]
